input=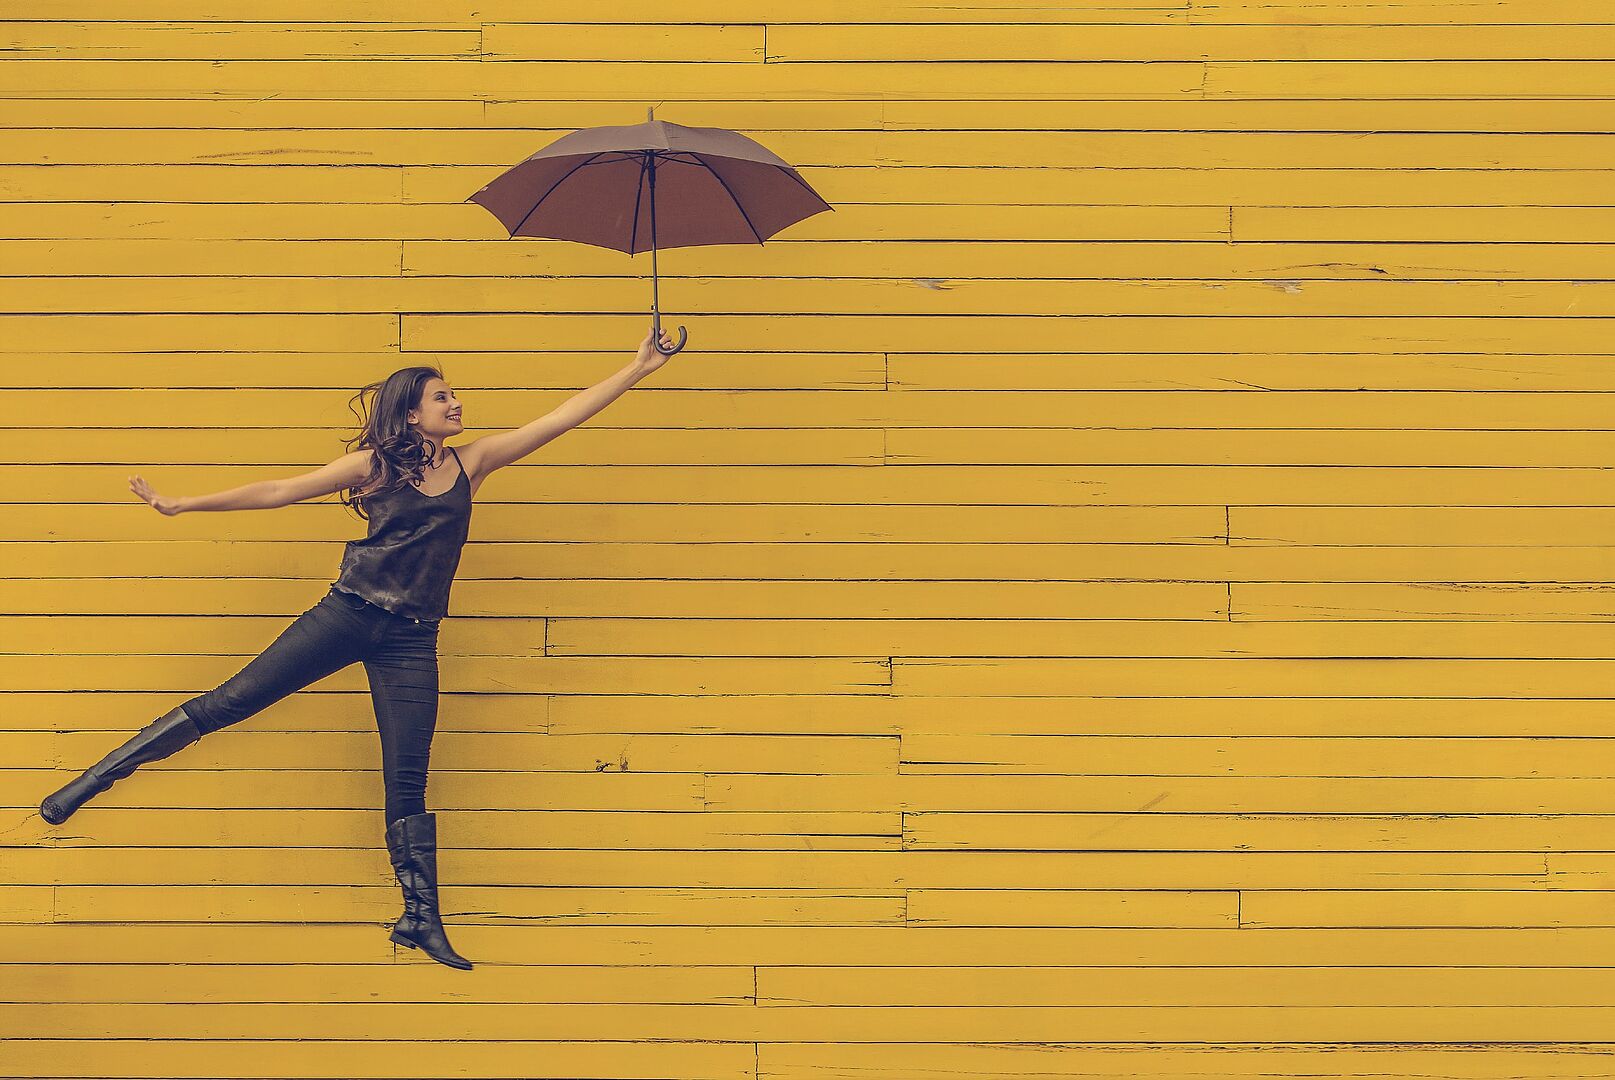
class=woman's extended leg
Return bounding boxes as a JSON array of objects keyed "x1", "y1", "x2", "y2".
[
  {"x1": 367, "y1": 616, "x2": 471, "y2": 970},
  {"x1": 180, "y1": 590, "x2": 376, "y2": 736},
  {"x1": 41, "y1": 590, "x2": 376, "y2": 824}
]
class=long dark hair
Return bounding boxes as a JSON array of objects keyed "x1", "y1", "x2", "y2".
[{"x1": 338, "y1": 365, "x2": 449, "y2": 520}]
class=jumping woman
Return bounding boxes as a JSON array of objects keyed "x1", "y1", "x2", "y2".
[{"x1": 39, "y1": 324, "x2": 682, "y2": 971}]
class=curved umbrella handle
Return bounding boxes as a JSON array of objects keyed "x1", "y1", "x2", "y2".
[{"x1": 653, "y1": 321, "x2": 689, "y2": 356}]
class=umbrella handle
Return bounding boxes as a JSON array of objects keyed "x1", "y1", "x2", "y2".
[{"x1": 652, "y1": 318, "x2": 688, "y2": 356}]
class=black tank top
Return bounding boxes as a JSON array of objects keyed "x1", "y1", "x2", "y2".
[{"x1": 332, "y1": 445, "x2": 472, "y2": 622}]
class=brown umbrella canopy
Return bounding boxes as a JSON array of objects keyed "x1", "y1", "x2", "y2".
[{"x1": 467, "y1": 118, "x2": 833, "y2": 254}]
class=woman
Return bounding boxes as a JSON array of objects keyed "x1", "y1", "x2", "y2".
[{"x1": 39, "y1": 324, "x2": 682, "y2": 971}]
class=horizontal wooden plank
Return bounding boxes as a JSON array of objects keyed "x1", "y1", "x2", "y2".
[
  {"x1": 916, "y1": 888, "x2": 1581, "y2": 928},
  {"x1": 0, "y1": 504, "x2": 1216, "y2": 544},
  {"x1": 9, "y1": 238, "x2": 1614, "y2": 280},
  {"x1": 21, "y1": 388, "x2": 1615, "y2": 431},
  {"x1": 0, "y1": 1038, "x2": 1602, "y2": 1080},
  {"x1": 1154, "y1": 0, "x2": 1608, "y2": 24},
  {"x1": 13, "y1": 19, "x2": 1519, "y2": 68},
  {"x1": 0, "y1": 59, "x2": 1205, "y2": 99},
  {"x1": 1, "y1": 960, "x2": 750, "y2": 1003},
  {"x1": 906, "y1": 814, "x2": 1615, "y2": 854},
  {"x1": 19, "y1": 690, "x2": 1604, "y2": 738},
  {"x1": 12, "y1": 999, "x2": 1615, "y2": 1042},
  {"x1": 16, "y1": 128, "x2": 1615, "y2": 170},
  {"x1": 1242, "y1": 890, "x2": 1615, "y2": 928},
  {"x1": 18, "y1": 730, "x2": 1615, "y2": 779},
  {"x1": 1236, "y1": 206, "x2": 1615, "y2": 243},
  {"x1": 53, "y1": 571, "x2": 1615, "y2": 623},
  {"x1": 15, "y1": 275, "x2": 1615, "y2": 319},
  {"x1": 8, "y1": 765, "x2": 1612, "y2": 821},
  {"x1": 0, "y1": 22, "x2": 480, "y2": 59},
  {"x1": 901, "y1": 733, "x2": 1615, "y2": 777},
  {"x1": 2, "y1": 430, "x2": 885, "y2": 468},
  {"x1": 0, "y1": 767, "x2": 717, "y2": 813},
  {"x1": 0, "y1": 351, "x2": 885, "y2": 391},
  {"x1": 6, "y1": 921, "x2": 1615, "y2": 968},
  {"x1": 0, "y1": 806, "x2": 897, "y2": 848},
  {"x1": 891, "y1": 656, "x2": 1615, "y2": 697},
  {"x1": 400, "y1": 239, "x2": 1615, "y2": 281},
  {"x1": 769, "y1": 1042, "x2": 1615, "y2": 1080},
  {"x1": 884, "y1": 430, "x2": 1615, "y2": 467},
  {"x1": 767, "y1": 964, "x2": 1615, "y2": 1007},
  {"x1": 1543, "y1": 854, "x2": 1615, "y2": 889},
  {"x1": 760, "y1": 24, "x2": 1615, "y2": 63},
  {"x1": 1233, "y1": 582, "x2": 1615, "y2": 621},
  {"x1": 1232, "y1": 506, "x2": 1615, "y2": 545},
  {"x1": 14, "y1": 729, "x2": 898, "y2": 773},
  {"x1": 0, "y1": 202, "x2": 1241, "y2": 241},
  {"x1": 455, "y1": 465, "x2": 1615, "y2": 505},
  {"x1": 9, "y1": 98, "x2": 1615, "y2": 136},
  {"x1": 0, "y1": 579, "x2": 1218, "y2": 619},
  {"x1": 402, "y1": 314, "x2": 1615, "y2": 356},
  {"x1": 0, "y1": 346, "x2": 1561, "y2": 398},
  {"x1": 890, "y1": 354, "x2": 1615, "y2": 393},
  {"x1": 0, "y1": 0, "x2": 1601, "y2": 25},
  {"x1": 5, "y1": 960, "x2": 1611, "y2": 1006},
  {"x1": 0, "y1": 238, "x2": 402, "y2": 275},
  {"x1": 33, "y1": 308, "x2": 1480, "y2": 353},
  {"x1": 0, "y1": 313, "x2": 396, "y2": 350},
  {"x1": 12, "y1": 58, "x2": 1615, "y2": 101},
  {"x1": 1205, "y1": 59, "x2": 1615, "y2": 98},
  {"x1": 548, "y1": 694, "x2": 1615, "y2": 738},
  {"x1": 14, "y1": 541, "x2": 1615, "y2": 587},
  {"x1": 0, "y1": 842, "x2": 1559, "y2": 888},
  {"x1": 1, "y1": 883, "x2": 906, "y2": 925},
  {"x1": 541, "y1": 615, "x2": 1615, "y2": 657},
  {"x1": 0, "y1": 1035, "x2": 746, "y2": 1079}
]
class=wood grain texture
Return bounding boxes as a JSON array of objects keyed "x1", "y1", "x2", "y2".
[{"x1": 3, "y1": 6, "x2": 1612, "y2": 1079}]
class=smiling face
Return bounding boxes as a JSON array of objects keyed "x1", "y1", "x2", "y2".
[{"x1": 408, "y1": 377, "x2": 463, "y2": 442}]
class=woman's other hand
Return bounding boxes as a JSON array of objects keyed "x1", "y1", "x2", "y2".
[
  {"x1": 130, "y1": 475, "x2": 184, "y2": 516},
  {"x1": 634, "y1": 323, "x2": 681, "y2": 370}
]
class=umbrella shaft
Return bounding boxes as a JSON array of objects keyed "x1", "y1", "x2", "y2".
[{"x1": 647, "y1": 152, "x2": 662, "y2": 328}]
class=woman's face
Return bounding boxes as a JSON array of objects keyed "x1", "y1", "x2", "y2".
[{"x1": 411, "y1": 378, "x2": 463, "y2": 439}]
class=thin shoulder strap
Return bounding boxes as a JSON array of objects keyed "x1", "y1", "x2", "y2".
[{"x1": 449, "y1": 445, "x2": 462, "y2": 468}]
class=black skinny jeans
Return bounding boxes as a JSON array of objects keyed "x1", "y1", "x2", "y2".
[{"x1": 179, "y1": 587, "x2": 441, "y2": 825}]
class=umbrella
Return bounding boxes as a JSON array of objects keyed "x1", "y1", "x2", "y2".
[{"x1": 465, "y1": 108, "x2": 834, "y2": 356}]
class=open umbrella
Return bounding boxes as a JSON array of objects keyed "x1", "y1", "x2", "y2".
[{"x1": 465, "y1": 108, "x2": 834, "y2": 356}]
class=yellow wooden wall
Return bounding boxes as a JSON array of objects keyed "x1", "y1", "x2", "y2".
[{"x1": 5, "y1": 1, "x2": 1615, "y2": 1076}]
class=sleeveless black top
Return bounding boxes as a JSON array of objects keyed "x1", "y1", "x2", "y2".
[{"x1": 331, "y1": 445, "x2": 471, "y2": 622}]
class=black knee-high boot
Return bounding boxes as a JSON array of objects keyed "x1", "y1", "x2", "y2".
[
  {"x1": 385, "y1": 811, "x2": 473, "y2": 970},
  {"x1": 40, "y1": 706, "x2": 203, "y2": 825}
]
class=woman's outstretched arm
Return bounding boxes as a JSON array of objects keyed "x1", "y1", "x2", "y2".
[
  {"x1": 462, "y1": 324, "x2": 680, "y2": 480},
  {"x1": 130, "y1": 450, "x2": 373, "y2": 516}
]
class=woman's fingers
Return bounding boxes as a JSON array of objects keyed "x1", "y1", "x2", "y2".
[{"x1": 641, "y1": 326, "x2": 678, "y2": 352}]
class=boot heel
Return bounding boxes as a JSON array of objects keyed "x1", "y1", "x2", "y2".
[{"x1": 390, "y1": 931, "x2": 419, "y2": 951}]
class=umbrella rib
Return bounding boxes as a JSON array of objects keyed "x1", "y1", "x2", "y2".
[
  {"x1": 508, "y1": 151, "x2": 607, "y2": 238},
  {"x1": 690, "y1": 155, "x2": 766, "y2": 245},
  {"x1": 776, "y1": 165, "x2": 835, "y2": 211}
]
